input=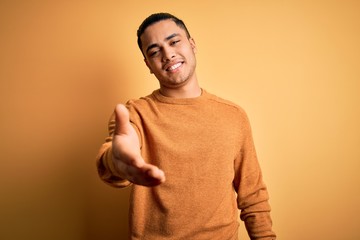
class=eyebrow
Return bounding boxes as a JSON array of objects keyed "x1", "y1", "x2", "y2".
[{"x1": 145, "y1": 33, "x2": 180, "y2": 54}]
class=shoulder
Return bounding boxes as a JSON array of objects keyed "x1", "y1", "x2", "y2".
[
  {"x1": 125, "y1": 92, "x2": 157, "y2": 110},
  {"x1": 124, "y1": 92, "x2": 161, "y2": 125},
  {"x1": 203, "y1": 90, "x2": 253, "y2": 138},
  {"x1": 204, "y1": 90, "x2": 249, "y2": 119}
]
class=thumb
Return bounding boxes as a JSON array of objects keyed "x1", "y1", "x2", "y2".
[{"x1": 114, "y1": 104, "x2": 131, "y2": 135}]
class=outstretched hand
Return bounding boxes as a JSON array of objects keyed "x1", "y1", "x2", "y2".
[{"x1": 111, "y1": 104, "x2": 165, "y2": 187}]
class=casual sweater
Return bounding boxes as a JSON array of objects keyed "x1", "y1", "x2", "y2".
[{"x1": 96, "y1": 89, "x2": 276, "y2": 240}]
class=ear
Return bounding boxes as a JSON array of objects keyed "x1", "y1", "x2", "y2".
[
  {"x1": 189, "y1": 37, "x2": 197, "y2": 54},
  {"x1": 144, "y1": 58, "x2": 153, "y2": 74}
]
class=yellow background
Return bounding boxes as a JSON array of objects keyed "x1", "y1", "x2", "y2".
[{"x1": 1, "y1": 1, "x2": 359, "y2": 239}]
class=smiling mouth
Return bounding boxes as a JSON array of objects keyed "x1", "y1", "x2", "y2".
[{"x1": 166, "y1": 62, "x2": 182, "y2": 71}]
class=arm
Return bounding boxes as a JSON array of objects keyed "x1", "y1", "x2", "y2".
[
  {"x1": 233, "y1": 114, "x2": 276, "y2": 240},
  {"x1": 96, "y1": 104, "x2": 165, "y2": 187}
]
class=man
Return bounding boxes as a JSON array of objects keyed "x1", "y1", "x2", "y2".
[{"x1": 96, "y1": 12, "x2": 276, "y2": 240}]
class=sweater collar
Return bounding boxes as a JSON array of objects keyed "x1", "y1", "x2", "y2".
[{"x1": 152, "y1": 88, "x2": 207, "y2": 105}]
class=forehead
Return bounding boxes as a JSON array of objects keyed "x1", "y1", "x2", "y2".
[{"x1": 141, "y1": 19, "x2": 186, "y2": 47}]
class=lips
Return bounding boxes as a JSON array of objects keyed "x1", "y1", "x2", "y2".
[{"x1": 165, "y1": 61, "x2": 183, "y2": 72}]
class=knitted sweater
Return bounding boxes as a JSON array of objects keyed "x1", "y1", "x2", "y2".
[{"x1": 96, "y1": 89, "x2": 276, "y2": 240}]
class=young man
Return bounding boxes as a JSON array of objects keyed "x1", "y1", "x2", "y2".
[{"x1": 96, "y1": 13, "x2": 276, "y2": 240}]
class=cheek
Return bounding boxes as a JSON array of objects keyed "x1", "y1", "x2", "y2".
[
  {"x1": 146, "y1": 60, "x2": 160, "y2": 72},
  {"x1": 183, "y1": 45, "x2": 196, "y2": 58},
  {"x1": 185, "y1": 49, "x2": 196, "y2": 64}
]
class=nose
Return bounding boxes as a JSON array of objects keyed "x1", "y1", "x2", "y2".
[{"x1": 162, "y1": 46, "x2": 175, "y2": 62}]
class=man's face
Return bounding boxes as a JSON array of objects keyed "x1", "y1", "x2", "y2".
[{"x1": 140, "y1": 19, "x2": 197, "y2": 90}]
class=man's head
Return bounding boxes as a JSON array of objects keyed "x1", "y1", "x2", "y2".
[
  {"x1": 136, "y1": 13, "x2": 198, "y2": 97},
  {"x1": 137, "y1": 13, "x2": 191, "y2": 56}
]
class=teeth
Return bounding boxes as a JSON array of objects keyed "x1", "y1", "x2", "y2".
[{"x1": 169, "y1": 63, "x2": 182, "y2": 71}]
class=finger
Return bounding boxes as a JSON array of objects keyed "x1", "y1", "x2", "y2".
[
  {"x1": 112, "y1": 147, "x2": 146, "y2": 169},
  {"x1": 118, "y1": 161, "x2": 166, "y2": 186},
  {"x1": 146, "y1": 166, "x2": 166, "y2": 182},
  {"x1": 140, "y1": 166, "x2": 166, "y2": 186},
  {"x1": 129, "y1": 163, "x2": 165, "y2": 181},
  {"x1": 114, "y1": 104, "x2": 131, "y2": 135},
  {"x1": 127, "y1": 166, "x2": 165, "y2": 186}
]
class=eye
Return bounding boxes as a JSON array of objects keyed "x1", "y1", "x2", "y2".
[
  {"x1": 149, "y1": 50, "x2": 159, "y2": 57},
  {"x1": 170, "y1": 40, "x2": 180, "y2": 46}
]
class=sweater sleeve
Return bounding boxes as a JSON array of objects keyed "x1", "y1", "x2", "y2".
[
  {"x1": 233, "y1": 112, "x2": 276, "y2": 240},
  {"x1": 95, "y1": 114, "x2": 132, "y2": 188}
]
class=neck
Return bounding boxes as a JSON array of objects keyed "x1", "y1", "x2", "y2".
[{"x1": 159, "y1": 81, "x2": 201, "y2": 98}]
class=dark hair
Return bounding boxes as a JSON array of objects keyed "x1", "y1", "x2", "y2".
[{"x1": 137, "y1": 13, "x2": 191, "y2": 55}]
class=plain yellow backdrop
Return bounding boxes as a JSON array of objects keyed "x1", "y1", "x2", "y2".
[{"x1": 1, "y1": 1, "x2": 359, "y2": 239}]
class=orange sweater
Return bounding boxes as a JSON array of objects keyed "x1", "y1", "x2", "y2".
[{"x1": 96, "y1": 89, "x2": 276, "y2": 240}]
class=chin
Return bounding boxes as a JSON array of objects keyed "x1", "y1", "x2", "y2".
[{"x1": 170, "y1": 79, "x2": 189, "y2": 87}]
